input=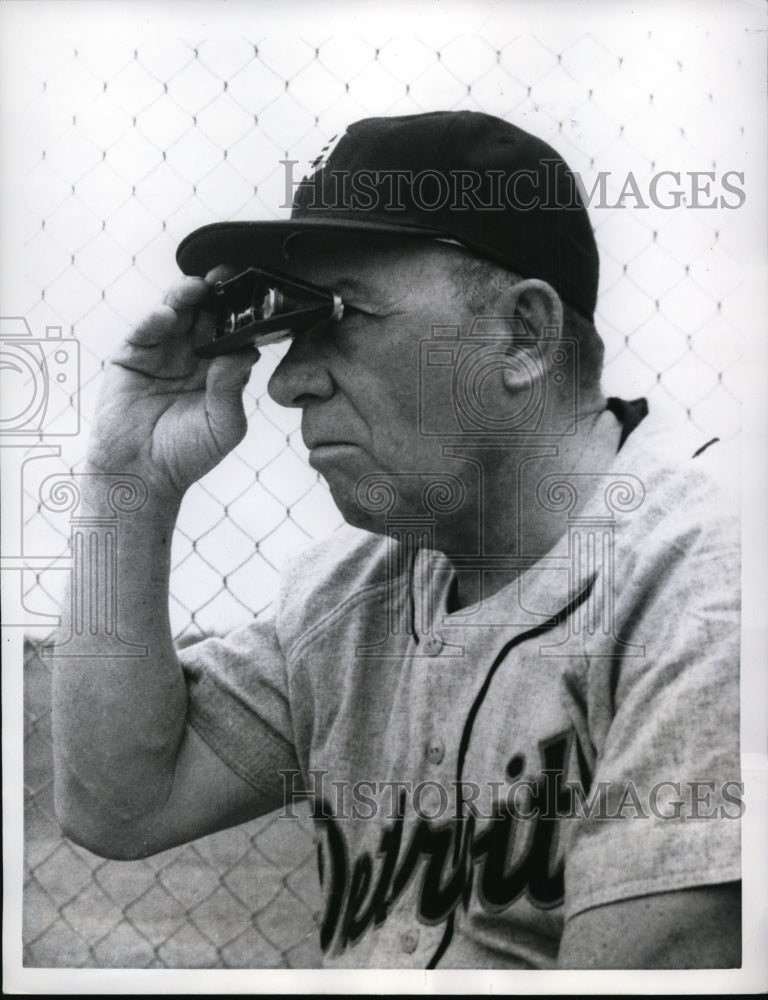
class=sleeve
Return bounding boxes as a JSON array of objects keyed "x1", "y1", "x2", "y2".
[
  {"x1": 176, "y1": 527, "x2": 384, "y2": 809},
  {"x1": 563, "y1": 470, "x2": 741, "y2": 921},
  {"x1": 178, "y1": 614, "x2": 302, "y2": 807}
]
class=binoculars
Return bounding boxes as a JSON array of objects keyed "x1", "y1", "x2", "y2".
[{"x1": 194, "y1": 268, "x2": 344, "y2": 358}]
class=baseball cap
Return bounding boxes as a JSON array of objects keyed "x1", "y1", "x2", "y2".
[{"x1": 176, "y1": 111, "x2": 599, "y2": 320}]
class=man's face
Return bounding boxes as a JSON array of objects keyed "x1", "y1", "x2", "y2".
[{"x1": 266, "y1": 236, "x2": 489, "y2": 539}]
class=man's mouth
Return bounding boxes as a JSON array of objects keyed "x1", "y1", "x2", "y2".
[
  {"x1": 305, "y1": 438, "x2": 357, "y2": 449},
  {"x1": 307, "y1": 442, "x2": 360, "y2": 470},
  {"x1": 307, "y1": 441, "x2": 358, "y2": 453}
]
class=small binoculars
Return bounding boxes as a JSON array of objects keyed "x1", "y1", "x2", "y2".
[{"x1": 194, "y1": 268, "x2": 344, "y2": 358}]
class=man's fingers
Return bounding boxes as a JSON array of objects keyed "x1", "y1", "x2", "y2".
[
  {"x1": 163, "y1": 276, "x2": 210, "y2": 310},
  {"x1": 112, "y1": 276, "x2": 259, "y2": 383},
  {"x1": 126, "y1": 275, "x2": 211, "y2": 350},
  {"x1": 205, "y1": 265, "x2": 239, "y2": 284},
  {"x1": 119, "y1": 275, "x2": 215, "y2": 364},
  {"x1": 115, "y1": 302, "x2": 205, "y2": 379},
  {"x1": 124, "y1": 305, "x2": 179, "y2": 347}
]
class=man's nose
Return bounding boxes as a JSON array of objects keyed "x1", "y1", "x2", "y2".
[{"x1": 267, "y1": 324, "x2": 336, "y2": 408}]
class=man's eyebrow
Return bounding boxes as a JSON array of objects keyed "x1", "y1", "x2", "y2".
[{"x1": 332, "y1": 275, "x2": 370, "y2": 295}]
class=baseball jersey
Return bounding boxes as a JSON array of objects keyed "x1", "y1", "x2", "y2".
[{"x1": 179, "y1": 400, "x2": 741, "y2": 968}]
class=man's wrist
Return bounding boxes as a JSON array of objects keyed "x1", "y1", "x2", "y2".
[{"x1": 76, "y1": 461, "x2": 184, "y2": 521}]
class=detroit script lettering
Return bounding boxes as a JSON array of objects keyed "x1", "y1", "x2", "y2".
[{"x1": 314, "y1": 731, "x2": 578, "y2": 955}]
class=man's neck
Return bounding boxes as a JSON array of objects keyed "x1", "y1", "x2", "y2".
[{"x1": 446, "y1": 402, "x2": 623, "y2": 611}]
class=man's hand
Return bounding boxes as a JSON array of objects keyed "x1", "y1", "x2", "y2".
[
  {"x1": 557, "y1": 883, "x2": 741, "y2": 968},
  {"x1": 87, "y1": 272, "x2": 260, "y2": 497}
]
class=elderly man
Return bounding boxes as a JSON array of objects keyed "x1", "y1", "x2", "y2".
[{"x1": 51, "y1": 111, "x2": 740, "y2": 969}]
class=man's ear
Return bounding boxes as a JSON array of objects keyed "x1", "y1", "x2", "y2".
[
  {"x1": 491, "y1": 279, "x2": 564, "y2": 394},
  {"x1": 492, "y1": 279, "x2": 563, "y2": 340}
]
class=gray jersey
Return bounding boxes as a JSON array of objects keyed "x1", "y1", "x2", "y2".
[{"x1": 180, "y1": 403, "x2": 741, "y2": 968}]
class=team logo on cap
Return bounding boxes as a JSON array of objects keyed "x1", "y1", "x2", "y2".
[{"x1": 309, "y1": 132, "x2": 342, "y2": 176}]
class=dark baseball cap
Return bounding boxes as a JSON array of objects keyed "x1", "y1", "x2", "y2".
[{"x1": 176, "y1": 111, "x2": 599, "y2": 320}]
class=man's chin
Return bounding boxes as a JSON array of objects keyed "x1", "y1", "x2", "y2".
[
  {"x1": 322, "y1": 466, "x2": 472, "y2": 541},
  {"x1": 317, "y1": 474, "x2": 399, "y2": 536},
  {"x1": 327, "y1": 489, "x2": 390, "y2": 535}
]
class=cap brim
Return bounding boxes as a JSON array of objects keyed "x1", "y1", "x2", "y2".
[{"x1": 176, "y1": 219, "x2": 449, "y2": 276}]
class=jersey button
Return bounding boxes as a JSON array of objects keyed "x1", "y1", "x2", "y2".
[
  {"x1": 426, "y1": 737, "x2": 445, "y2": 765},
  {"x1": 422, "y1": 633, "x2": 443, "y2": 655},
  {"x1": 401, "y1": 929, "x2": 419, "y2": 954}
]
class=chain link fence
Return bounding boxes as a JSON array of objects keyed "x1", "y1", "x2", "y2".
[{"x1": 10, "y1": 11, "x2": 753, "y2": 969}]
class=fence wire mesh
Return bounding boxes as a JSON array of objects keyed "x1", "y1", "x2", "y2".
[{"x1": 10, "y1": 16, "x2": 751, "y2": 969}]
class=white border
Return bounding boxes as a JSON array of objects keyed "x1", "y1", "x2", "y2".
[{"x1": 3, "y1": 0, "x2": 767, "y2": 994}]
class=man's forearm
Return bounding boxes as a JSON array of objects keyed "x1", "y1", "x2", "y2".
[
  {"x1": 51, "y1": 475, "x2": 187, "y2": 848},
  {"x1": 49, "y1": 274, "x2": 261, "y2": 855}
]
